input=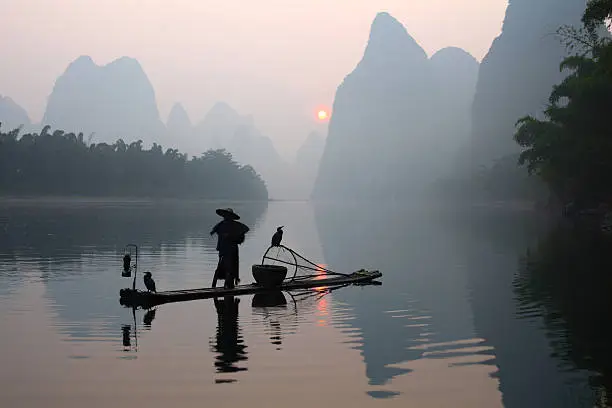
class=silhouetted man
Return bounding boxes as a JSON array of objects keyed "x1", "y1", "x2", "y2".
[{"x1": 210, "y1": 208, "x2": 250, "y2": 288}]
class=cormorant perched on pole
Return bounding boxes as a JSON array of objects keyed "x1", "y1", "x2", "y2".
[
  {"x1": 143, "y1": 272, "x2": 156, "y2": 292},
  {"x1": 271, "y1": 226, "x2": 284, "y2": 247}
]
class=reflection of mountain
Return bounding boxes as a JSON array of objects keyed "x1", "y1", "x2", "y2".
[
  {"x1": 514, "y1": 223, "x2": 612, "y2": 405},
  {"x1": 0, "y1": 199, "x2": 267, "y2": 342},
  {"x1": 314, "y1": 202, "x2": 601, "y2": 404},
  {"x1": 441, "y1": 207, "x2": 596, "y2": 407},
  {"x1": 313, "y1": 202, "x2": 478, "y2": 386}
]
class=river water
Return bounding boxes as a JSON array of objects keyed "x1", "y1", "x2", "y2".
[{"x1": 0, "y1": 198, "x2": 610, "y2": 407}]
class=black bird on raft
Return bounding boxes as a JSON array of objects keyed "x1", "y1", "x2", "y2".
[
  {"x1": 271, "y1": 226, "x2": 284, "y2": 247},
  {"x1": 143, "y1": 272, "x2": 156, "y2": 293}
]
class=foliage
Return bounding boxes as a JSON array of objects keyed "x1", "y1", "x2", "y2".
[
  {"x1": 583, "y1": 0, "x2": 612, "y2": 32},
  {"x1": 0, "y1": 125, "x2": 268, "y2": 200},
  {"x1": 555, "y1": 25, "x2": 605, "y2": 56},
  {"x1": 514, "y1": 7, "x2": 612, "y2": 211},
  {"x1": 556, "y1": 0, "x2": 611, "y2": 57}
]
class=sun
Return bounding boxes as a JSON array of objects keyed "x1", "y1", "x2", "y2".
[{"x1": 314, "y1": 105, "x2": 331, "y2": 122}]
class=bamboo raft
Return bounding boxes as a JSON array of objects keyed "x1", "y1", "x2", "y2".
[{"x1": 120, "y1": 269, "x2": 382, "y2": 309}]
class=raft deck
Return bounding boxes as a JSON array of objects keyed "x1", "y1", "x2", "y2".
[{"x1": 119, "y1": 270, "x2": 382, "y2": 308}]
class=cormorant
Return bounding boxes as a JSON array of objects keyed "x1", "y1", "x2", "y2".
[
  {"x1": 143, "y1": 271, "x2": 156, "y2": 292},
  {"x1": 271, "y1": 226, "x2": 284, "y2": 247}
]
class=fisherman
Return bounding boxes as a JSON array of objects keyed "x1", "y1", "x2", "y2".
[{"x1": 210, "y1": 208, "x2": 250, "y2": 289}]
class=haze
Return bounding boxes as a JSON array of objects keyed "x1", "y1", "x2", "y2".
[{"x1": 1, "y1": 0, "x2": 507, "y2": 158}]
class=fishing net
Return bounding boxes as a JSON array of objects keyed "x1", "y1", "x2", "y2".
[{"x1": 260, "y1": 244, "x2": 349, "y2": 282}]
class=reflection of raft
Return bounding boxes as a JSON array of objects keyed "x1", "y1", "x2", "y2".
[{"x1": 119, "y1": 269, "x2": 382, "y2": 309}]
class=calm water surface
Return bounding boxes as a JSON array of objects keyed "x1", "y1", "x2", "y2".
[{"x1": 0, "y1": 198, "x2": 610, "y2": 407}]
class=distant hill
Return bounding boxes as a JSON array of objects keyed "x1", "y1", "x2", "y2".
[
  {"x1": 191, "y1": 102, "x2": 282, "y2": 170},
  {"x1": 2, "y1": 54, "x2": 322, "y2": 200},
  {"x1": 295, "y1": 131, "x2": 325, "y2": 174},
  {"x1": 41, "y1": 56, "x2": 166, "y2": 146},
  {"x1": 293, "y1": 130, "x2": 326, "y2": 198},
  {"x1": 313, "y1": 12, "x2": 479, "y2": 201},
  {"x1": 0, "y1": 95, "x2": 31, "y2": 132},
  {"x1": 429, "y1": 47, "x2": 479, "y2": 175},
  {"x1": 175, "y1": 101, "x2": 312, "y2": 200},
  {"x1": 313, "y1": 12, "x2": 433, "y2": 201},
  {"x1": 470, "y1": 0, "x2": 587, "y2": 168},
  {"x1": 166, "y1": 102, "x2": 193, "y2": 151}
]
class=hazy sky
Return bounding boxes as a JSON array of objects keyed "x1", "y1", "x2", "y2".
[{"x1": 1, "y1": 0, "x2": 508, "y2": 158}]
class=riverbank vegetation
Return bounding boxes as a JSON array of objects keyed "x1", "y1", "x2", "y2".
[
  {"x1": 0, "y1": 125, "x2": 268, "y2": 200},
  {"x1": 513, "y1": 0, "x2": 612, "y2": 217}
]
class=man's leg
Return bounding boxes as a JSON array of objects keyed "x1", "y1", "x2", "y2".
[
  {"x1": 224, "y1": 255, "x2": 237, "y2": 289},
  {"x1": 235, "y1": 254, "x2": 240, "y2": 285},
  {"x1": 212, "y1": 256, "x2": 222, "y2": 288}
]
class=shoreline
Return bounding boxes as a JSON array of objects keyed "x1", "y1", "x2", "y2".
[
  {"x1": 0, "y1": 194, "x2": 271, "y2": 204},
  {"x1": 0, "y1": 194, "x2": 545, "y2": 211}
]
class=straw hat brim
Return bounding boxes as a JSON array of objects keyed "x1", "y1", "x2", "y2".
[{"x1": 216, "y1": 208, "x2": 240, "y2": 220}]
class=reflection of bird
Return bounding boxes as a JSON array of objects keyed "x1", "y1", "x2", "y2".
[
  {"x1": 122, "y1": 325, "x2": 131, "y2": 347},
  {"x1": 271, "y1": 226, "x2": 284, "y2": 247},
  {"x1": 143, "y1": 308, "x2": 157, "y2": 327},
  {"x1": 143, "y1": 272, "x2": 156, "y2": 292}
]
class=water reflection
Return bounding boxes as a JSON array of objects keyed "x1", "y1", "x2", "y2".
[
  {"x1": 0, "y1": 198, "x2": 267, "y2": 262},
  {"x1": 313, "y1": 202, "x2": 478, "y2": 387},
  {"x1": 0, "y1": 198, "x2": 267, "y2": 344},
  {"x1": 211, "y1": 296, "x2": 248, "y2": 375},
  {"x1": 252, "y1": 292, "x2": 288, "y2": 349},
  {"x1": 515, "y1": 221, "x2": 612, "y2": 407},
  {"x1": 116, "y1": 286, "x2": 359, "y2": 387},
  {"x1": 5, "y1": 198, "x2": 612, "y2": 406},
  {"x1": 121, "y1": 325, "x2": 132, "y2": 349},
  {"x1": 313, "y1": 201, "x2": 607, "y2": 405},
  {"x1": 445, "y1": 207, "x2": 599, "y2": 408},
  {"x1": 143, "y1": 308, "x2": 157, "y2": 328},
  {"x1": 120, "y1": 307, "x2": 140, "y2": 359}
]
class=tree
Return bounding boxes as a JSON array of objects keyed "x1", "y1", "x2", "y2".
[
  {"x1": 583, "y1": 0, "x2": 612, "y2": 32},
  {"x1": 514, "y1": 4, "x2": 612, "y2": 212},
  {"x1": 0, "y1": 126, "x2": 268, "y2": 200}
]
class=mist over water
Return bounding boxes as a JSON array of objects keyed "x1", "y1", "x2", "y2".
[
  {"x1": 0, "y1": 198, "x2": 609, "y2": 407},
  {"x1": 1, "y1": 0, "x2": 610, "y2": 406},
  {"x1": 0, "y1": 1, "x2": 586, "y2": 201}
]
